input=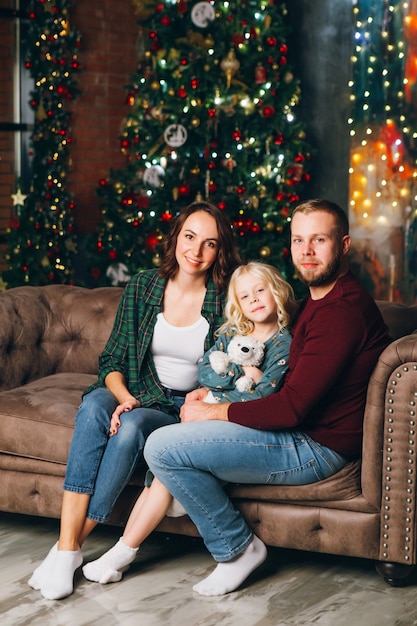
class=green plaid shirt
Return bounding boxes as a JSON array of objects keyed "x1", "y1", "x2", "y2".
[{"x1": 84, "y1": 269, "x2": 225, "y2": 418}]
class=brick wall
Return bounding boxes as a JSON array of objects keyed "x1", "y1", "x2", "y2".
[
  {"x1": 69, "y1": 0, "x2": 138, "y2": 234},
  {"x1": 0, "y1": 3, "x2": 16, "y2": 271}
]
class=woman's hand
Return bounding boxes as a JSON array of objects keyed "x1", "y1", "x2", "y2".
[{"x1": 109, "y1": 398, "x2": 140, "y2": 436}]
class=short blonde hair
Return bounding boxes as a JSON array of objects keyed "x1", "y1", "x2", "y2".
[{"x1": 217, "y1": 261, "x2": 298, "y2": 336}]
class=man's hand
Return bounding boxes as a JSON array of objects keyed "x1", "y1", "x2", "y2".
[
  {"x1": 180, "y1": 393, "x2": 230, "y2": 422},
  {"x1": 184, "y1": 387, "x2": 210, "y2": 402}
]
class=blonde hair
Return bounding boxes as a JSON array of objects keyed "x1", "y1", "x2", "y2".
[{"x1": 216, "y1": 261, "x2": 298, "y2": 336}]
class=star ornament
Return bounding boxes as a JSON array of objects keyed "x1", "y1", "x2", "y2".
[{"x1": 11, "y1": 189, "x2": 27, "y2": 206}]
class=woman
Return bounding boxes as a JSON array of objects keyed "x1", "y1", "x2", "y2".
[{"x1": 29, "y1": 200, "x2": 241, "y2": 600}]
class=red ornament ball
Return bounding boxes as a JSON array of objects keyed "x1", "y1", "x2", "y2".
[
  {"x1": 262, "y1": 105, "x2": 275, "y2": 118},
  {"x1": 178, "y1": 184, "x2": 191, "y2": 196},
  {"x1": 145, "y1": 232, "x2": 161, "y2": 251}
]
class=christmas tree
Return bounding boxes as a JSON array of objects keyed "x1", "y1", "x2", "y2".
[
  {"x1": 87, "y1": 0, "x2": 312, "y2": 291},
  {"x1": 3, "y1": 0, "x2": 81, "y2": 288}
]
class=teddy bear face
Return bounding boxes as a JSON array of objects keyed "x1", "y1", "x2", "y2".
[{"x1": 227, "y1": 335, "x2": 265, "y2": 366}]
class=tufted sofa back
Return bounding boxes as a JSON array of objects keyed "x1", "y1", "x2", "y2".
[
  {"x1": 0, "y1": 285, "x2": 123, "y2": 392},
  {"x1": 0, "y1": 284, "x2": 416, "y2": 395}
]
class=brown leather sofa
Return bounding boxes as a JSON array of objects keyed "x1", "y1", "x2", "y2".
[{"x1": 1, "y1": 284, "x2": 417, "y2": 586}]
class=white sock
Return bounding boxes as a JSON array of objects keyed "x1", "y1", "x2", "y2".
[
  {"x1": 193, "y1": 535, "x2": 267, "y2": 596},
  {"x1": 28, "y1": 542, "x2": 58, "y2": 590},
  {"x1": 40, "y1": 548, "x2": 83, "y2": 600},
  {"x1": 82, "y1": 538, "x2": 138, "y2": 584}
]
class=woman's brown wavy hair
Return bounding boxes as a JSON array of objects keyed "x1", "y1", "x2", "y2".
[{"x1": 158, "y1": 200, "x2": 242, "y2": 294}]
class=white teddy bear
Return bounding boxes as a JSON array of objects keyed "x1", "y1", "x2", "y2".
[{"x1": 204, "y1": 335, "x2": 265, "y2": 403}]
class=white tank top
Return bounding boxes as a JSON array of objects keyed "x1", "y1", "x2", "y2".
[{"x1": 151, "y1": 313, "x2": 209, "y2": 391}]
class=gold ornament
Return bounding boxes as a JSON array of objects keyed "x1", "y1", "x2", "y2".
[
  {"x1": 220, "y1": 50, "x2": 240, "y2": 88},
  {"x1": 260, "y1": 246, "x2": 271, "y2": 257},
  {"x1": 191, "y1": 116, "x2": 200, "y2": 128},
  {"x1": 265, "y1": 221, "x2": 275, "y2": 231},
  {"x1": 249, "y1": 195, "x2": 259, "y2": 209},
  {"x1": 152, "y1": 253, "x2": 161, "y2": 267},
  {"x1": 36, "y1": 102, "x2": 47, "y2": 121}
]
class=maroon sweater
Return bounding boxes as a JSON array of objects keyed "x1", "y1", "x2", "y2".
[{"x1": 228, "y1": 271, "x2": 391, "y2": 459}]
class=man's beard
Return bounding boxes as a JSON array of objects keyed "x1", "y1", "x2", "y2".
[{"x1": 297, "y1": 253, "x2": 342, "y2": 287}]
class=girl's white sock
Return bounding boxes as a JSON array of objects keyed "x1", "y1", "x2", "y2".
[
  {"x1": 40, "y1": 548, "x2": 83, "y2": 600},
  {"x1": 82, "y1": 537, "x2": 138, "y2": 584},
  {"x1": 28, "y1": 542, "x2": 58, "y2": 590},
  {"x1": 193, "y1": 535, "x2": 267, "y2": 596}
]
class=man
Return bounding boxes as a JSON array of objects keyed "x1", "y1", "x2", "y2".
[{"x1": 144, "y1": 199, "x2": 391, "y2": 597}]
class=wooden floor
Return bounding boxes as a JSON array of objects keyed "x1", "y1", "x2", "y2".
[{"x1": 1, "y1": 511, "x2": 416, "y2": 626}]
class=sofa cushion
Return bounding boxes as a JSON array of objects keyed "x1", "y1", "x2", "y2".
[
  {"x1": 227, "y1": 459, "x2": 361, "y2": 502},
  {"x1": 0, "y1": 372, "x2": 96, "y2": 464}
]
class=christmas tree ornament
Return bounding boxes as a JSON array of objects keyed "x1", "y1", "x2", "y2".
[
  {"x1": 143, "y1": 164, "x2": 165, "y2": 187},
  {"x1": 163, "y1": 123, "x2": 188, "y2": 147},
  {"x1": 254, "y1": 63, "x2": 267, "y2": 84},
  {"x1": 152, "y1": 253, "x2": 162, "y2": 267},
  {"x1": 221, "y1": 49, "x2": 240, "y2": 88},
  {"x1": 105, "y1": 262, "x2": 131, "y2": 286},
  {"x1": 260, "y1": 246, "x2": 271, "y2": 257},
  {"x1": 191, "y1": 2, "x2": 216, "y2": 28},
  {"x1": 145, "y1": 231, "x2": 162, "y2": 252},
  {"x1": 11, "y1": 189, "x2": 28, "y2": 207}
]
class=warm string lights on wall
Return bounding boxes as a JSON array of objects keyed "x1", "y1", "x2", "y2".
[{"x1": 349, "y1": 0, "x2": 417, "y2": 301}]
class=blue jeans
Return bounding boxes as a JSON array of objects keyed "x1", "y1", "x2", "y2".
[
  {"x1": 144, "y1": 421, "x2": 346, "y2": 562},
  {"x1": 63, "y1": 387, "x2": 180, "y2": 522}
]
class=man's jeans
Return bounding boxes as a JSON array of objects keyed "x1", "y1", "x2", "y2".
[
  {"x1": 63, "y1": 387, "x2": 179, "y2": 522},
  {"x1": 144, "y1": 421, "x2": 346, "y2": 562}
]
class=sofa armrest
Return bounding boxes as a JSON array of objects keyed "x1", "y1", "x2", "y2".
[{"x1": 361, "y1": 333, "x2": 417, "y2": 564}]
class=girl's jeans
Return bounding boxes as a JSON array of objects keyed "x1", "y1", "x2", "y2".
[
  {"x1": 63, "y1": 387, "x2": 180, "y2": 522},
  {"x1": 144, "y1": 420, "x2": 346, "y2": 562}
]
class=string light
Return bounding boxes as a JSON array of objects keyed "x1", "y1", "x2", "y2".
[{"x1": 349, "y1": 1, "x2": 417, "y2": 301}]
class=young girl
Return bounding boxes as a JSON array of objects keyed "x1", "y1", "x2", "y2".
[{"x1": 82, "y1": 261, "x2": 297, "y2": 585}]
